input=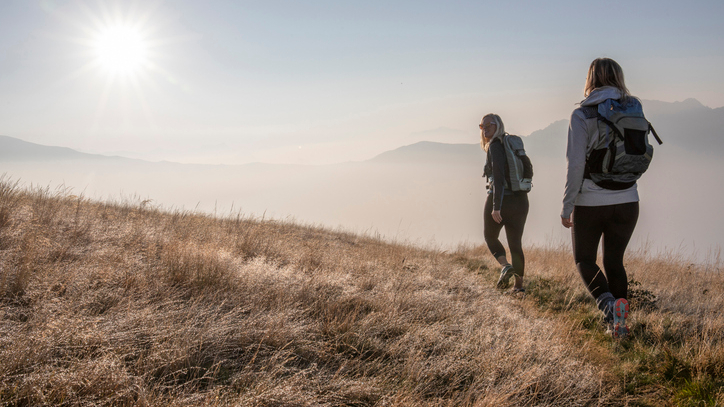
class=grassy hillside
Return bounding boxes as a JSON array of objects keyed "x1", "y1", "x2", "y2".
[{"x1": 0, "y1": 176, "x2": 722, "y2": 406}]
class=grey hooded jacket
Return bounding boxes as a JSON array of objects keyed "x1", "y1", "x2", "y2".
[{"x1": 561, "y1": 86, "x2": 639, "y2": 219}]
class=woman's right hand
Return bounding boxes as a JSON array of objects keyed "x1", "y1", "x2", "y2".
[
  {"x1": 561, "y1": 215, "x2": 573, "y2": 229},
  {"x1": 492, "y1": 210, "x2": 503, "y2": 224}
]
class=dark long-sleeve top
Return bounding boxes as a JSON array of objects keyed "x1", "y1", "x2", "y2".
[{"x1": 484, "y1": 138, "x2": 508, "y2": 211}]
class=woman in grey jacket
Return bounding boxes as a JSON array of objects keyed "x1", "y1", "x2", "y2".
[{"x1": 561, "y1": 58, "x2": 638, "y2": 339}]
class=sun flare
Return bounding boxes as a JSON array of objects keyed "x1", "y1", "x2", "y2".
[{"x1": 94, "y1": 26, "x2": 147, "y2": 75}]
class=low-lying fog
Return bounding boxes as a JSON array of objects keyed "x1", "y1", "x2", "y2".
[
  {"x1": 2, "y1": 140, "x2": 721, "y2": 264},
  {"x1": 3, "y1": 98, "x2": 722, "y2": 263}
]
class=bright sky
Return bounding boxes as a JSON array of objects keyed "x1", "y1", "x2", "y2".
[{"x1": 1, "y1": 0, "x2": 723, "y2": 164}]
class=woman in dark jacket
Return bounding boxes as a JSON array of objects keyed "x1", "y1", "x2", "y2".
[{"x1": 480, "y1": 113, "x2": 529, "y2": 292}]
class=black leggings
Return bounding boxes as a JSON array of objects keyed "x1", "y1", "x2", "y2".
[
  {"x1": 572, "y1": 202, "x2": 639, "y2": 301},
  {"x1": 484, "y1": 192, "x2": 529, "y2": 276}
]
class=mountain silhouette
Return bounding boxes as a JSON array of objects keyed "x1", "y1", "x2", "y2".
[
  {"x1": 520, "y1": 98, "x2": 723, "y2": 159},
  {"x1": 0, "y1": 135, "x2": 129, "y2": 162},
  {"x1": 369, "y1": 141, "x2": 481, "y2": 165}
]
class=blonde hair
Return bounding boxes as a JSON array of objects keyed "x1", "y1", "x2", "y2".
[
  {"x1": 480, "y1": 113, "x2": 505, "y2": 151},
  {"x1": 584, "y1": 58, "x2": 631, "y2": 101}
]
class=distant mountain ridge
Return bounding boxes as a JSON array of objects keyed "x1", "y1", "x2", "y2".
[
  {"x1": 516, "y1": 98, "x2": 724, "y2": 159},
  {"x1": 369, "y1": 141, "x2": 481, "y2": 165},
  {"x1": 642, "y1": 99, "x2": 724, "y2": 153},
  {"x1": 0, "y1": 135, "x2": 124, "y2": 162},
  {"x1": 643, "y1": 98, "x2": 708, "y2": 116},
  {"x1": 2, "y1": 98, "x2": 721, "y2": 167}
]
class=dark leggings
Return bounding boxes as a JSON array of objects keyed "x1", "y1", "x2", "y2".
[
  {"x1": 572, "y1": 202, "x2": 639, "y2": 301},
  {"x1": 484, "y1": 192, "x2": 529, "y2": 276}
]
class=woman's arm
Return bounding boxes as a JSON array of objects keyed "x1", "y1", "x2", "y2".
[
  {"x1": 490, "y1": 140, "x2": 506, "y2": 222},
  {"x1": 561, "y1": 110, "x2": 588, "y2": 221}
]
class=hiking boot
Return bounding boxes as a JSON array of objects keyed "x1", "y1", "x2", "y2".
[
  {"x1": 612, "y1": 298, "x2": 629, "y2": 339},
  {"x1": 596, "y1": 292, "x2": 616, "y2": 322},
  {"x1": 496, "y1": 265, "x2": 516, "y2": 289}
]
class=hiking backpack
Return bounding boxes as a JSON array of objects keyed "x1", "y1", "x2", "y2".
[
  {"x1": 485, "y1": 135, "x2": 533, "y2": 192},
  {"x1": 583, "y1": 98, "x2": 663, "y2": 190}
]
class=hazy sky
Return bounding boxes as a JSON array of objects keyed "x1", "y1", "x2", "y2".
[{"x1": 1, "y1": 0, "x2": 723, "y2": 164}]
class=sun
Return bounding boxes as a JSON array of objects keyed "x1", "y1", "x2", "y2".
[{"x1": 94, "y1": 26, "x2": 147, "y2": 76}]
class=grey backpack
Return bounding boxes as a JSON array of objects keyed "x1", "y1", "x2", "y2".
[
  {"x1": 583, "y1": 98, "x2": 663, "y2": 190},
  {"x1": 484, "y1": 135, "x2": 533, "y2": 192},
  {"x1": 502, "y1": 135, "x2": 533, "y2": 192}
]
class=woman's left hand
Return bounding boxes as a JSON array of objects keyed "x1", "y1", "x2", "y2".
[{"x1": 492, "y1": 210, "x2": 503, "y2": 224}]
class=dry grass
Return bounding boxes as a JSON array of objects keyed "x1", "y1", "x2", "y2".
[
  {"x1": 458, "y1": 244, "x2": 724, "y2": 406},
  {"x1": 0, "y1": 176, "x2": 722, "y2": 406}
]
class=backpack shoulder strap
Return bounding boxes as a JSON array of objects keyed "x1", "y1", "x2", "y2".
[
  {"x1": 649, "y1": 123, "x2": 663, "y2": 145},
  {"x1": 597, "y1": 114, "x2": 624, "y2": 140}
]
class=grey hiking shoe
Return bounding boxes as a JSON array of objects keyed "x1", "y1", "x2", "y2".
[{"x1": 496, "y1": 265, "x2": 516, "y2": 289}]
